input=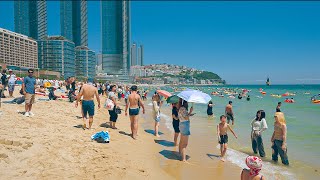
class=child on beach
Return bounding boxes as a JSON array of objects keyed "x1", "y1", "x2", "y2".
[{"x1": 217, "y1": 115, "x2": 238, "y2": 162}]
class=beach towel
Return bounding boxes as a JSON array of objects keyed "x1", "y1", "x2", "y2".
[{"x1": 91, "y1": 131, "x2": 110, "y2": 143}]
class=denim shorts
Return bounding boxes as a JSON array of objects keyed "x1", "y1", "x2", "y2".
[
  {"x1": 179, "y1": 121, "x2": 190, "y2": 136},
  {"x1": 8, "y1": 84, "x2": 15, "y2": 92}
]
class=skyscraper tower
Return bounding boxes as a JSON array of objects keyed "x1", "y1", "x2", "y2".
[
  {"x1": 131, "y1": 43, "x2": 137, "y2": 66},
  {"x1": 101, "y1": 0, "x2": 130, "y2": 75},
  {"x1": 138, "y1": 44, "x2": 143, "y2": 66},
  {"x1": 60, "y1": 0, "x2": 88, "y2": 47},
  {"x1": 14, "y1": 0, "x2": 47, "y2": 40}
]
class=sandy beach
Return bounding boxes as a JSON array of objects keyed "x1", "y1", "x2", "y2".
[{"x1": 0, "y1": 87, "x2": 243, "y2": 180}]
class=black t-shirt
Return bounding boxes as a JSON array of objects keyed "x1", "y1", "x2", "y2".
[
  {"x1": 1, "y1": 73, "x2": 7, "y2": 84},
  {"x1": 172, "y1": 107, "x2": 178, "y2": 119},
  {"x1": 71, "y1": 81, "x2": 76, "y2": 91},
  {"x1": 276, "y1": 107, "x2": 281, "y2": 112}
]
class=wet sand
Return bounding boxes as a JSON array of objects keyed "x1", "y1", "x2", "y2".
[{"x1": 0, "y1": 88, "x2": 240, "y2": 179}]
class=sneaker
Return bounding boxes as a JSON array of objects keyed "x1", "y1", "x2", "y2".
[
  {"x1": 29, "y1": 112, "x2": 35, "y2": 116},
  {"x1": 25, "y1": 112, "x2": 30, "y2": 117}
]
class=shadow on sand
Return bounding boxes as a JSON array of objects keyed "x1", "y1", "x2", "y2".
[
  {"x1": 154, "y1": 140, "x2": 175, "y2": 147},
  {"x1": 144, "y1": 129, "x2": 164, "y2": 135},
  {"x1": 119, "y1": 131, "x2": 132, "y2": 137},
  {"x1": 207, "y1": 153, "x2": 220, "y2": 160},
  {"x1": 159, "y1": 150, "x2": 190, "y2": 161},
  {"x1": 100, "y1": 122, "x2": 112, "y2": 129},
  {"x1": 75, "y1": 116, "x2": 82, "y2": 119},
  {"x1": 73, "y1": 124, "x2": 84, "y2": 129}
]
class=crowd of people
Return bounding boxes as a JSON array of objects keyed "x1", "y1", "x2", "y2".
[{"x1": 0, "y1": 68, "x2": 293, "y2": 179}]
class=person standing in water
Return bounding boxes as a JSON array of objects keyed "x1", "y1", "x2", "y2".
[
  {"x1": 276, "y1": 102, "x2": 282, "y2": 112},
  {"x1": 125, "y1": 85, "x2": 145, "y2": 140},
  {"x1": 241, "y1": 156, "x2": 265, "y2": 180},
  {"x1": 172, "y1": 103, "x2": 180, "y2": 146},
  {"x1": 207, "y1": 101, "x2": 214, "y2": 118},
  {"x1": 251, "y1": 110, "x2": 268, "y2": 157},
  {"x1": 225, "y1": 101, "x2": 235, "y2": 125},
  {"x1": 271, "y1": 112, "x2": 289, "y2": 165},
  {"x1": 217, "y1": 115, "x2": 238, "y2": 162},
  {"x1": 178, "y1": 99, "x2": 194, "y2": 162},
  {"x1": 75, "y1": 79, "x2": 101, "y2": 130}
]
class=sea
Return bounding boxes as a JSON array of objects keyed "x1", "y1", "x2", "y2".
[{"x1": 143, "y1": 85, "x2": 320, "y2": 180}]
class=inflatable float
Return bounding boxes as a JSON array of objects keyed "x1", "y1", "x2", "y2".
[
  {"x1": 284, "y1": 99, "x2": 294, "y2": 103},
  {"x1": 312, "y1": 100, "x2": 320, "y2": 104},
  {"x1": 261, "y1": 92, "x2": 266, "y2": 95}
]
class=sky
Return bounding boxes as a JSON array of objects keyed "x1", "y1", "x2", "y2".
[{"x1": 0, "y1": 1, "x2": 320, "y2": 84}]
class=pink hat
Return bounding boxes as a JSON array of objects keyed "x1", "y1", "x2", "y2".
[{"x1": 246, "y1": 156, "x2": 262, "y2": 170}]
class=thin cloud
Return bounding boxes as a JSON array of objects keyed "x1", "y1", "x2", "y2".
[{"x1": 296, "y1": 78, "x2": 320, "y2": 81}]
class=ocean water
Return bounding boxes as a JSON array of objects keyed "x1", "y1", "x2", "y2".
[{"x1": 144, "y1": 85, "x2": 320, "y2": 179}]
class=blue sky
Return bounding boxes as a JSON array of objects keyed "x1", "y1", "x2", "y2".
[{"x1": 0, "y1": 1, "x2": 320, "y2": 84}]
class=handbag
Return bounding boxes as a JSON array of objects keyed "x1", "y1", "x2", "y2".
[
  {"x1": 104, "y1": 98, "x2": 115, "y2": 110},
  {"x1": 115, "y1": 107, "x2": 121, "y2": 114}
]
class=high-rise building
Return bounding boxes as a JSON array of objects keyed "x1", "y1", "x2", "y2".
[
  {"x1": 38, "y1": 36, "x2": 75, "y2": 78},
  {"x1": 60, "y1": 0, "x2": 88, "y2": 47},
  {"x1": 0, "y1": 28, "x2": 38, "y2": 68},
  {"x1": 14, "y1": 0, "x2": 47, "y2": 40},
  {"x1": 138, "y1": 44, "x2": 143, "y2": 66},
  {"x1": 130, "y1": 43, "x2": 137, "y2": 66},
  {"x1": 101, "y1": 0, "x2": 130, "y2": 75},
  {"x1": 75, "y1": 46, "x2": 96, "y2": 79}
]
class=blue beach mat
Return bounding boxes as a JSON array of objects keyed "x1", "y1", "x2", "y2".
[{"x1": 91, "y1": 131, "x2": 110, "y2": 143}]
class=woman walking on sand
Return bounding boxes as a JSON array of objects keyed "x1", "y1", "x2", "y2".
[
  {"x1": 178, "y1": 98, "x2": 194, "y2": 162},
  {"x1": 207, "y1": 101, "x2": 214, "y2": 118},
  {"x1": 251, "y1": 110, "x2": 268, "y2": 157},
  {"x1": 271, "y1": 112, "x2": 289, "y2": 165}
]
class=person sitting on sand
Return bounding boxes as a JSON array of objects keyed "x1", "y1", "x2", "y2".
[
  {"x1": 241, "y1": 156, "x2": 265, "y2": 180},
  {"x1": 271, "y1": 112, "x2": 289, "y2": 165},
  {"x1": 75, "y1": 79, "x2": 100, "y2": 130},
  {"x1": 178, "y1": 98, "x2": 194, "y2": 162},
  {"x1": 217, "y1": 115, "x2": 238, "y2": 162},
  {"x1": 125, "y1": 85, "x2": 145, "y2": 139},
  {"x1": 225, "y1": 101, "x2": 235, "y2": 125}
]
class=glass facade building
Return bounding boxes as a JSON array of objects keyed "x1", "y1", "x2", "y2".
[
  {"x1": 60, "y1": 0, "x2": 88, "y2": 47},
  {"x1": 14, "y1": 0, "x2": 47, "y2": 40},
  {"x1": 75, "y1": 46, "x2": 96, "y2": 79},
  {"x1": 38, "y1": 36, "x2": 75, "y2": 78},
  {"x1": 101, "y1": 0, "x2": 130, "y2": 75}
]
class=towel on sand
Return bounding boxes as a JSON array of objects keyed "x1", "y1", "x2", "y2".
[{"x1": 91, "y1": 131, "x2": 110, "y2": 143}]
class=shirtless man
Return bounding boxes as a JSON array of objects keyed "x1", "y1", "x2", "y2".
[
  {"x1": 225, "y1": 101, "x2": 235, "y2": 125},
  {"x1": 75, "y1": 79, "x2": 100, "y2": 130},
  {"x1": 125, "y1": 85, "x2": 145, "y2": 139},
  {"x1": 217, "y1": 115, "x2": 237, "y2": 162}
]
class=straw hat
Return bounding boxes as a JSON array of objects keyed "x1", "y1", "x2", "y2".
[{"x1": 246, "y1": 156, "x2": 262, "y2": 170}]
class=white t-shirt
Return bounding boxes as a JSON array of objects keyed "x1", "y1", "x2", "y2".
[
  {"x1": 8, "y1": 74, "x2": 16, "y2": 84},
  {"x1": 251, "y1": 118, "x2": 268, "y2": 131}
]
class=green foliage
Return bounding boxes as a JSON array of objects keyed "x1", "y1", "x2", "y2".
[{"x1": 193, "y1": 71, "x2": 221, "y2": 80}]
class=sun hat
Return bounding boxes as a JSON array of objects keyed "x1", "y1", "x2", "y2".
[
  {"x1": 246, "y1": 156, "x2": 262, "y2": 176},
  {"x1": 8, "y1": 69, "x2": 13, "y2": 72}
]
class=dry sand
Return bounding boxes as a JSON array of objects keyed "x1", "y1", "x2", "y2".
[{"x1": 0, "y1": 87, "x2": 240, "y2": 180}]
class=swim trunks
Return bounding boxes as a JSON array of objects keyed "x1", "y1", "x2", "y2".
[
  {"x1": 82, "y1": 100, "x2": 95, "y2": 117},
  {"x1": 129, "y1": 108, "x2": 139, "y2": 116},
  {"x1": 226, "y1": 113, "x2": 234, "y2": 123},
  {"x1": 219, "y1": 134, "x2": 228, "y2": 144}
]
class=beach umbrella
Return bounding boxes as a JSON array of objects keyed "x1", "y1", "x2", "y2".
[
  {"x1": 177, "y1": 89, "x2": 211, "y2": 104},
  {"x1": 166, "y1": 95, "x2": 179, "y2": 104},
  {"x1": 157, "y1": 90, "x2": 172, "y2": 98}
]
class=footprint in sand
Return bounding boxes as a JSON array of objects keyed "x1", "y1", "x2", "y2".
[
  {"x1": 0, "y1": 138, "x2": 33, "y2": 150},
  {"x1": 0, "y1": 153, "x2": 8, "y2": 159}
]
